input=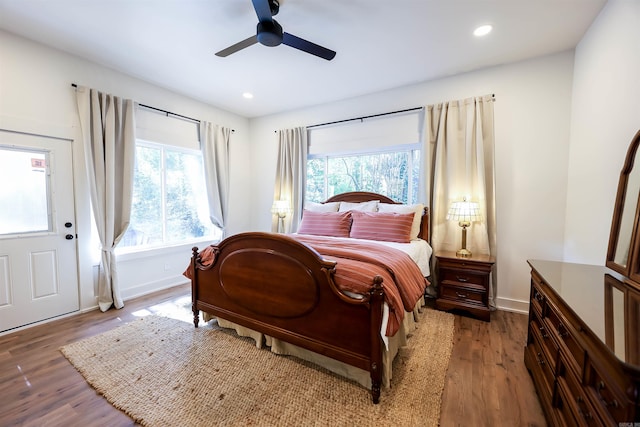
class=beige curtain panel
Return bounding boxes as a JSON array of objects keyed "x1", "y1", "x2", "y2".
[
  {"x1": 273, "y1": 127, "x2": 308, "y2": 233},
  {"x1": 200, "y1": 121, "x2": 232, "y2": 237},
  {"x1": 76, "y1": 86, "x2": 136, "y2": 312},
  {"x1": 421, "y1": 94, "x2": 497, "y2": 307}
]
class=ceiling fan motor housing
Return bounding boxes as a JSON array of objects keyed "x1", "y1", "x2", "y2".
[{"x1": 257, "y1": 20, "x2": 283, "y2": 46}]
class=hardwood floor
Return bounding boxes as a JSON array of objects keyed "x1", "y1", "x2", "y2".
[
  {"x1": 439, "y1": 308, "x2": 547, "y2": 427},
  {"x1": 0, "y1": 285, "x2": 546, "y2": 426}
]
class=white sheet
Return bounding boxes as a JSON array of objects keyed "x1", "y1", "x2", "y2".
[{"x1": 355, "y1": 237, "x2": 433, "y2": 277}]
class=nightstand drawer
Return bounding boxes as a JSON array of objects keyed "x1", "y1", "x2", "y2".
[
  {"x1": 439, "y1": 268, "x2": 486, "y2": 287},
  {"x1": 439, "y1": 283, "x2": 485, "y2": 305}
]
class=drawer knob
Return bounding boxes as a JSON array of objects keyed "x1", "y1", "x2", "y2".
[
  {"x1": 557, "y1": 323, "x2": 569, "y2": 338},
  {"x1": 539, "y1": 326, "x2": 549, "y2": 338}
]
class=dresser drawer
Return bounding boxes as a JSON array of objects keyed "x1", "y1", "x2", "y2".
[
  {"x1": 439, "y1": 267, "x2": 487, "y2": 288},
  {"x1": 531, "y1": 280, "x2": 546, "y2": 318},
  {"x1": 544, "y1": 301, "x2": 585, "y2": 375},
  {"x1": 557, "y1": 360, "x2": 600, "y2": 426},
  {"x1": 584, "y1": 360, "x2": 629, "y2": 424},
  {"x1": 531, "y1": 307, "x2": 558, "y2": 373},
  {"x1": 529, "y1": 324, "x2": 556, "y2": 394},
  {"x1": 554, "y1": 377, "x2": 581, "y2": 427}
]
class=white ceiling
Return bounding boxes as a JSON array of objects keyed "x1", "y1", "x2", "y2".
[{"x1": 0, "y1": 0, "x2": 606, "y2": 118}]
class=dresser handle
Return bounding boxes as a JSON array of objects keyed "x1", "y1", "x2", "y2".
[
  {"x1": 536, "y1": 352, "x2": 545, "y2": 365},
  {"x1": 595, "y1": 381, "x2": 619, "y2": 408},
  {"x1": 455, "y1": 291, "x2": 468, "y2": 299},
  {"x1": 576, "y1": 397, "x2": 593, "y2": 419},
  {"x1": 456, "y1": 276, "x2": 469, "y2": 282},
  {"x1": 539, "y1": 326, "x2": 549, "y2": 338},
  {"x1": 557, "y1": 323, "x2": 569, "y2": 338},
  {"x1": 578, "y1": 409, "x2": 593, "y2": 420},
  {"x1": 535, "y1": 292, "x2": 544, "y2": 302}
]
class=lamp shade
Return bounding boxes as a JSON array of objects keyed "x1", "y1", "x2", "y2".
[
  {"x1": 447, "y1": 199, "x2": 481, "y2": 223},
  {"x1": 271, "y1": 200, "x2": 291, "y2": 217}
]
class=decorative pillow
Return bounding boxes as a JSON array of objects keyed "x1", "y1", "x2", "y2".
[
  {"x1": 377, "y1": 203, "x2": 425, "y2": 240},
  {"x1": 338, "y1": 200, "x2": 379, "y2": 212},
  {"x1": 304, "y1": 201, "x2": 340, "y2": 212},
  {"x1": 349, "y1": 211, "x2": 415, "y2": 243},
  {"x1": 297, "y1": 210, "x2": 352, "y2": 237}
]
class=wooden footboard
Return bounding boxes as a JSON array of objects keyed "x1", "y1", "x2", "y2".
[{"x1": 191, "y1": 232, "x2": 385, "y2": 403}]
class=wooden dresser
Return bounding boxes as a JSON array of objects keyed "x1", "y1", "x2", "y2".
[{"x1": 525, "y1": 260, "x2": 640, "y2": 426}]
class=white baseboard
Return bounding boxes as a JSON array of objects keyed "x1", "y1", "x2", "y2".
[
  {"x1": 120, "y1": 276, "x2": 189, "y2": 302},
  {"x1": 495, "y1": 296, "x2": 530, "y2": 315}
]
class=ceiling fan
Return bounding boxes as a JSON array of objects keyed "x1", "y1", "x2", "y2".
[{"x1": 215, "y1": 0, "x2": 336, "y2": 61}]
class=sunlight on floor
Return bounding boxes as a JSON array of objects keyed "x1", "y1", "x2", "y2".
[{"x1": 132, "y1": 295, "x2": 194, "y2": 324}]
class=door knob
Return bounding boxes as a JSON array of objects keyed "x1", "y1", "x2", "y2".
[
  {"x1": 65, "y1": 234, "x2": 74, "y2": 240},
  {"x1": 65, "y1": 222, "x2": 73, "y2": 228}
]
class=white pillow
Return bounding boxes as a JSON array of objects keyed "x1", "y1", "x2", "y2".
[
  {"x1": 377, "y1": 203, "x2": 424, "y2": 240},
  {"x1": 304, "y1": 201, "x2": 340, "y2": 212},
  {"x1": 338, "y1": 200, "x2": 379, "y2": 212}
]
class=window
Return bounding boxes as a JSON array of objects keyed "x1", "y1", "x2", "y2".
[
  {"x1": 0, "y1": 147, "x2": 50, "y2": 235},
  {"x1": 306, "y1": 145, "x2": 420, "y2": 204},
  {"x1": 120, "y1": 140, "x2": 220, "y2": 249}
]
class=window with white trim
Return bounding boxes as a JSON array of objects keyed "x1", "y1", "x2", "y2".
[
  {"x1": 306, "y1": 111, "x2": 422, "y2": 204},
  {"x1": 307, "y1": 145, "x2": 420, "y2": 203},
  {"x1": 120, "y1": 140, "x2": 221, "y2": 249}
]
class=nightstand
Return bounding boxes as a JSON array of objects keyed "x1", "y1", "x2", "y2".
[{"x1": 435, "y1": 251, "x2": 495, "y2": 321}]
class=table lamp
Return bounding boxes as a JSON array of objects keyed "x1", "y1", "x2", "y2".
[
  {"x1": 271, "y1": 200, "x2": 291, "y2": 233},
  {"x1": 447, "y1": 197, "x2": 481, "y2": 258}
]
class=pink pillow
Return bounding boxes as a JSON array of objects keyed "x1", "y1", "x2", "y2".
[
  {"x1": 350, "y1": 211, "x2": 414, "y2": 243},
  {"x1": 297, "y1": 210, "x2": 352, "y2": 237}
]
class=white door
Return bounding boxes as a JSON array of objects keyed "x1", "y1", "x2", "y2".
[{"x1": 0, "y1": 130, "x2": 79, "y2": 333}]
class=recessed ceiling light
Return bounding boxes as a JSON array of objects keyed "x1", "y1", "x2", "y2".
[
  {"x1": 473, "y1": 25, "x2": 492, "y2": 37},
  {"x1": 242, "y1": 92, "x2": 254, "y2": 99}
]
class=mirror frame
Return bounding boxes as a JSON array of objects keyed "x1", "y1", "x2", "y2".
[{"x1": 607, "y1": 130, "x2": 640, "y2": 279}]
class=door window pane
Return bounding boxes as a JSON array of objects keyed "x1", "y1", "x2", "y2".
[{"x1": 0, "y1": 147, "x2": 50, "y2": 235}]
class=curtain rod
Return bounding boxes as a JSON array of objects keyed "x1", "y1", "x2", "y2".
[
  {"x1": 71, "y1": 83, "x2": 234, "y2": 132},
  {"x1": 306, "y1": 106, "x2": 424, "y2": 130}
]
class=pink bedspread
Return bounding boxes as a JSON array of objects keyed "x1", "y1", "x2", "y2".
[
  {"x1": 185, "y1": 235, "x2": 428, "y2": 336},
  {"x1": 291, "y1": 235, "x2": 427, "y2": 335}
]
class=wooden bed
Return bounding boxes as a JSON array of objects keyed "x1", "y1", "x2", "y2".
[{"x1": 189, "y1": 192, "x2": 429, "y2": 403}]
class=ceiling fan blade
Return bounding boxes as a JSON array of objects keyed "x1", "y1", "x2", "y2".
[
  {"x1": 215, "y1": 35, "x2": 258, "y2": 57},
  {"x1": 251, "y1": 0, "x2": 273, "y2": 23},
  {"x1": 282, "y1": 32, "x2": 336, "y2": 61}
]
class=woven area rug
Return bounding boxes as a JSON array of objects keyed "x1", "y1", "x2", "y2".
[{"x1": 60, "y1": 309, "x2": 454, "y2": 427}]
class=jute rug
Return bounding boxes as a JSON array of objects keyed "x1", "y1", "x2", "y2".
[{"x1": 60, "y1": 309, "x2": 454, "y2": 427}]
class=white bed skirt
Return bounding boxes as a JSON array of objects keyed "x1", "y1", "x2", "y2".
[{"x1": 206, "y1": 297, "x2": 425, "y2": 390}]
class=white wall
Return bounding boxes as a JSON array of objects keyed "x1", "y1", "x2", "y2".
[
  {"x1": 564, "y1": 0, "x2": 640, "y2": 264},
  {"x1": 249, "y1": 52, "x2": 576, "y2": 313},
  {"x1": 3, "y1": 0, "x2": 636, "y2": 319},
  {"x1": 0, "y1": 30, "x2": 251, "y2": 311}
]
